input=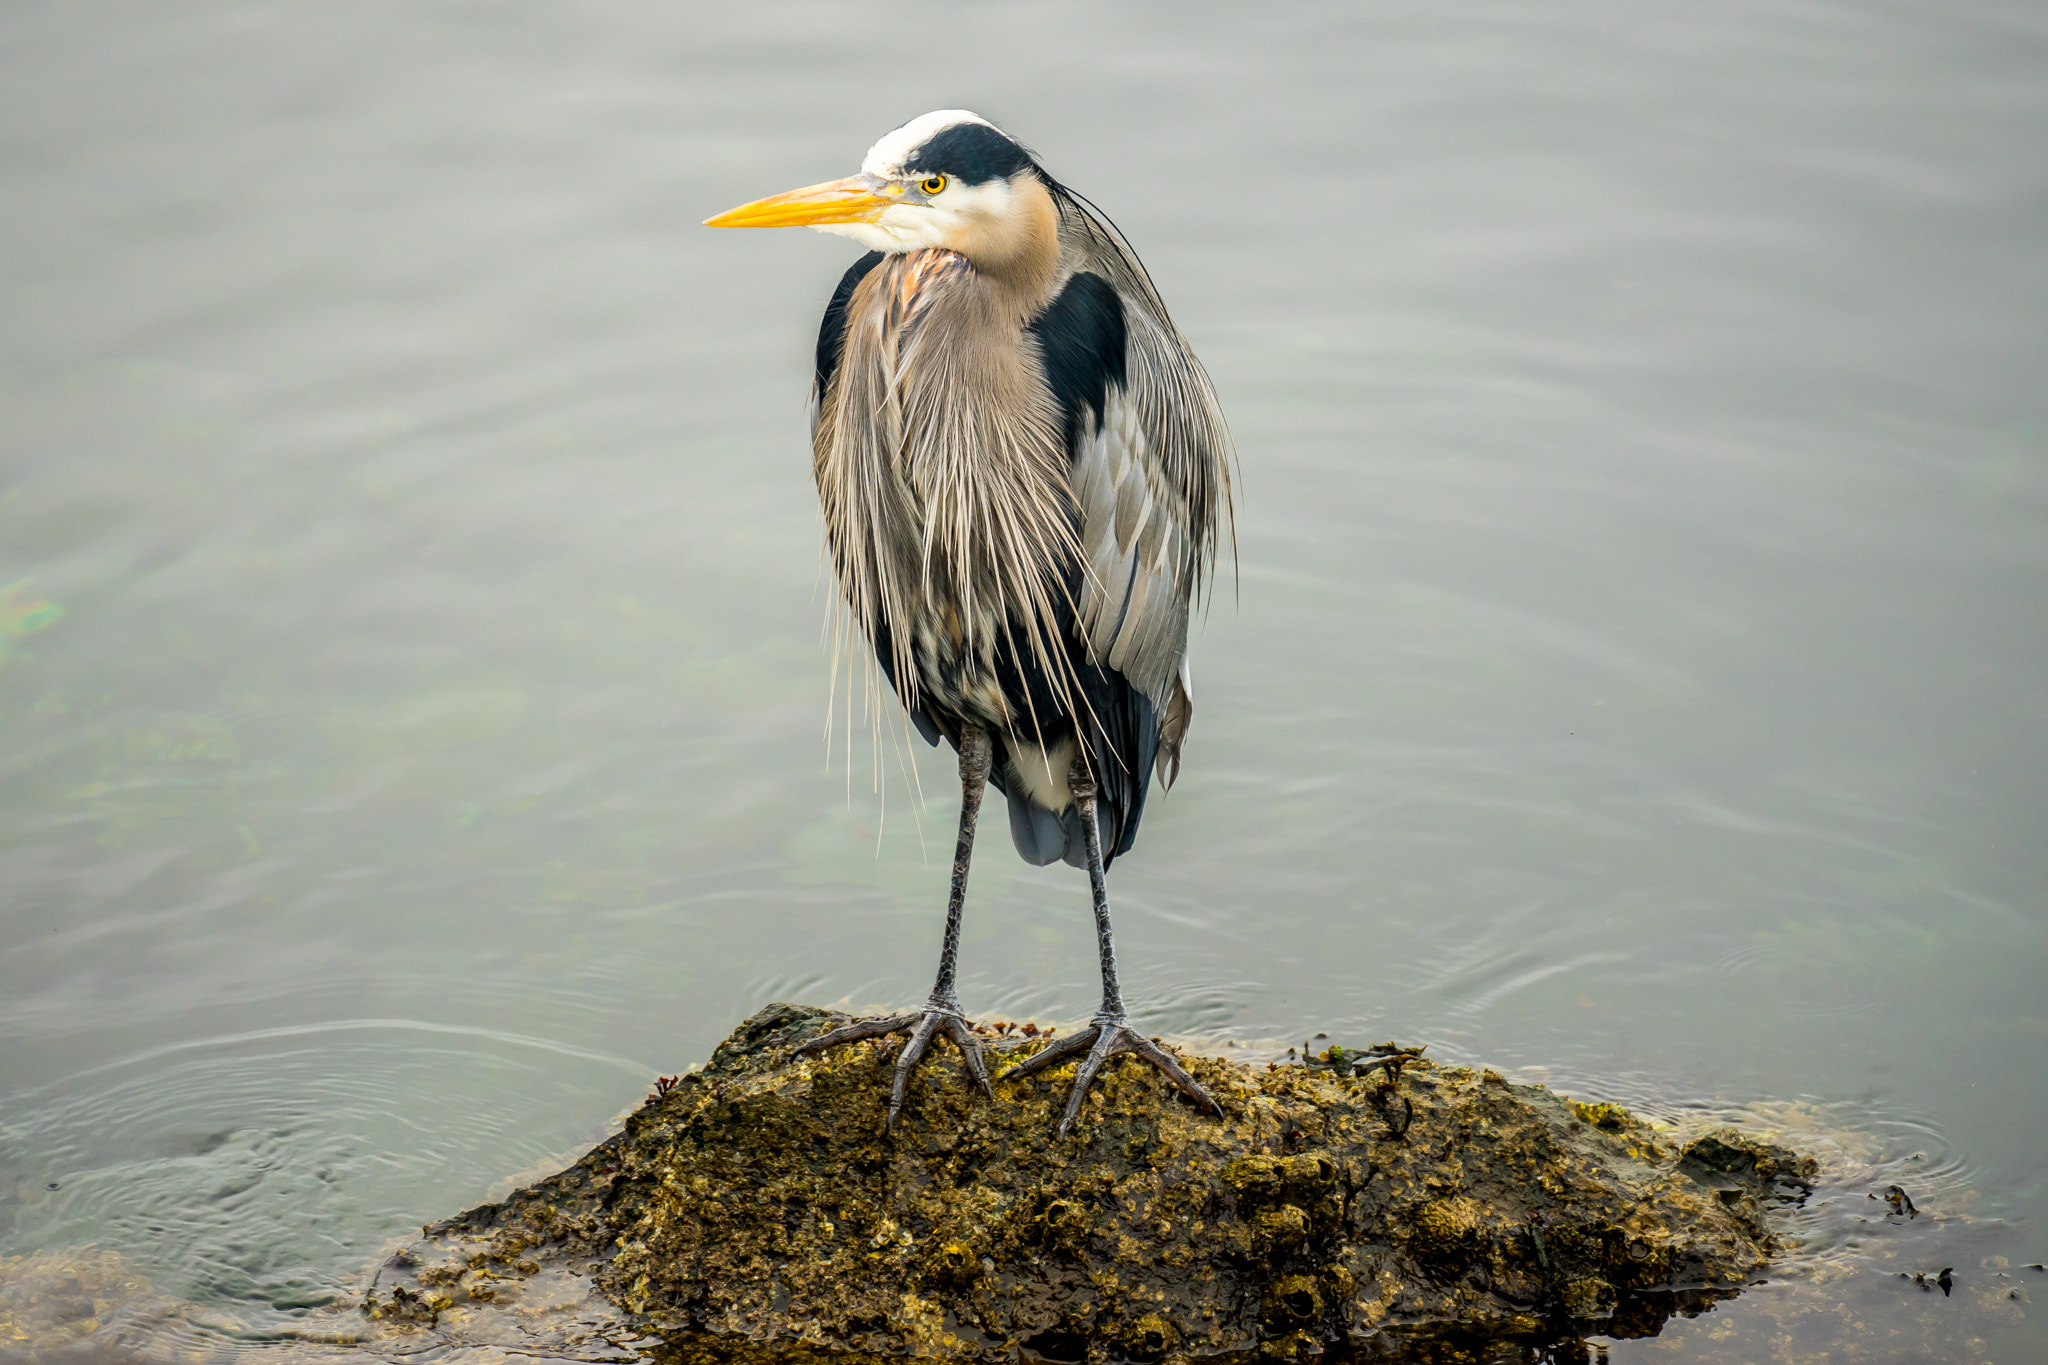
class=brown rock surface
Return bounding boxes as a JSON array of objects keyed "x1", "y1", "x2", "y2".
[{"x1": 363, "y1": 1003, "x2": 1817, "y2": 1361}]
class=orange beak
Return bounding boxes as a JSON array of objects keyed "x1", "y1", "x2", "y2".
[{"x1": 704, "y1": 175, "x2": 899, "y2": 229}]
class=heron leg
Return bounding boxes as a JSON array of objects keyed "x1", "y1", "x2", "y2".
[
  {"x1": 796, "y1": 722, "x2": 994, "y2": 1131},
  {"x1": 1000, "y1": 757, "x2": 1223, "y2": 1136}
]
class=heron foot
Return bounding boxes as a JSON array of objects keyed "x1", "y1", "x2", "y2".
[
  {"x1": 1002, "y1": 1015, "x2": 1223, "y2": 1137},
  {"x1": 795, "y1": 1002, "x2": 993, "y2": 1132}
]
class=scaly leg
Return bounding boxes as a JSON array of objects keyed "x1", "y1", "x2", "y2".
[
  {"x1": 1001, "y1": 755, "x2": 1222, "y2": 1136},
  {"x1": 797, "y1": 723, "x2": 994, "y2": 1131}
]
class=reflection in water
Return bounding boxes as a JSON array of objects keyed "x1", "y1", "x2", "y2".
[
  {"x1": 0, "y1": 583, "x2": 64, "y2": 657},
  {"x1": 1, "y1": 0, "x2": 2044, "y2": 1360}
]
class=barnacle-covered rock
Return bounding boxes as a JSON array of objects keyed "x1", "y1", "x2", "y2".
[{"x1": 366, "y1": 1002, "x2": 1815, "y2": 1361}]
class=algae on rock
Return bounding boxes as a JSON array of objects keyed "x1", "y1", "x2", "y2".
[{"x1": 368, "y1": 1003, "x2": 1814, "y2": 1361}]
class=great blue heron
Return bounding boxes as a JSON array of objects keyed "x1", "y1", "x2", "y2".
[{"x1": 707, "y1": 111, "x2": 1233, "y2": 1134}]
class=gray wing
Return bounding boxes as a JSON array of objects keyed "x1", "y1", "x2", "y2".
[{"x1": 1052, "y1": 191, "x2": 1235, "y2": 786}]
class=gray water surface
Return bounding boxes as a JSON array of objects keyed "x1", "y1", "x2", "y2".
[{"x1": 3, "y1": 1, "x2": 2045, "y2": 1359}]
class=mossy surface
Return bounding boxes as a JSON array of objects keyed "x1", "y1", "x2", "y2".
[{"x1": 366, "y1": 1004, "x2": 1815, "y2": 1362}]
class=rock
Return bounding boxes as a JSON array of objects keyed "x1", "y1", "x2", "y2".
[{"x1": 366, "y1": 1003, "x2": 1815, "y2": 1361}]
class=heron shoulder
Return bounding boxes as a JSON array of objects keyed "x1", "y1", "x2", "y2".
[{"x1": 1028, "y1": 271, "x2": 1127, "y2": 446}]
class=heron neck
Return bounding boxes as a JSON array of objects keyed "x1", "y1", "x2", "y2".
[{"x1": 963, "y1": 174, "x2": 1062, "y2": 317}]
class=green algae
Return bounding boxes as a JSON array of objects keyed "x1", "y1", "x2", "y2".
[
  {"x1": 365, "y1": 1003, "x2": 1816, "y2": 1362},
  {"x1": 0, "y1": 580, "x2": 63, "y2": 657}
]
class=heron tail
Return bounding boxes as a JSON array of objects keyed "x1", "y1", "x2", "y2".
[{"x1": 1002, "y1": 785, "x2": 1125, "y2": 870}]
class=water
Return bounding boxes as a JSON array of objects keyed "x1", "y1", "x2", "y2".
[{"x1": 2, "y1": 0, "x2": 2044, "y2": 1359}]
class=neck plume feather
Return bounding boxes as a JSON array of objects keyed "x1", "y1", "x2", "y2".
[{"x1": 815, "y1": 247, "x2": 1087, "y2": 732}]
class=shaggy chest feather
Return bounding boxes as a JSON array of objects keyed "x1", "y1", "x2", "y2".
[{"x1": 813, "y1": 249, "x2": 1083, "y2": 729}]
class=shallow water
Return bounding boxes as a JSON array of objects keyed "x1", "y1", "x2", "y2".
[{"x1": 2, "y1": 1, "x2": 2044, "y2": 1360}]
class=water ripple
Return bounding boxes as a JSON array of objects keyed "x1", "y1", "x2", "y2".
[{"x1": 0, "y1": 1023, "x2": 638, "y2": 1324}]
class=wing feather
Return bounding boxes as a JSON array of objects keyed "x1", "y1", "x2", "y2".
[{"x1": 1037, "y1": 185, "x2": 1234, "y2": 789}]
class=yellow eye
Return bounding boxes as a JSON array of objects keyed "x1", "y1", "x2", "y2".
[{"x1": 919, "y1": 175, "x2": 947, "y2": 195}]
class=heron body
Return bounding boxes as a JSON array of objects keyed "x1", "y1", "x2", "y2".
[{"x1": 709, "y1": 111, "x2": 1233, "y2": 1133}]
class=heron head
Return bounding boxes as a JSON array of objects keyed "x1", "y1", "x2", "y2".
[{"x1": 706, "y1": 111, "x2": 1055, "y2": 272}]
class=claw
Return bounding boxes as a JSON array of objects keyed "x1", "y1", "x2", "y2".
[
  {"x1": 798, "y1": 1006, "x2": 993, "y2": 1131},
  {"x1": 1002, "y1": 1016, "x2": 1222, "y2": 1136}
]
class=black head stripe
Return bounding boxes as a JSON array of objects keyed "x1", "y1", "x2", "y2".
[{"x1": 905, "y1": 121, "x2": 1035, "y2": 185}]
